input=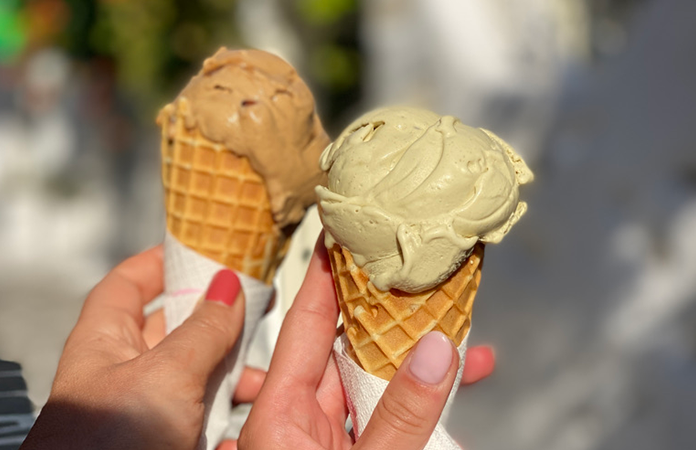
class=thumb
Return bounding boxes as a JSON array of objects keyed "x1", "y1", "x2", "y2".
[
  {"x1": 150, "y1": 269, "x2": 245, "y2": 384},
  {"x1": 354, "y1": 332, "x2": 459, "y2": 450}
]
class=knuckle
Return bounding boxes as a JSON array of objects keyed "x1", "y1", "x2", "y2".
[
  {"x1": 192, "y1": 314, "x2": 230, "y2": 340},
  {"x1": 148, "y1": 345, "x2": 189, "y2": 373},
  {"x1": 137, "y1": 352, "x2": 201, "y2": 396},
  {"x1": 376, "y1": 392, "x2": 430, "y2": 436},
  {"x1": 287, "y1": 303, "x2": 335, "y2": 327}
]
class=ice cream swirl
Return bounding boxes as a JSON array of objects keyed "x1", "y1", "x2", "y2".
[{"x1": 316, "y1": 107, "x2": 533, "y2": 293}]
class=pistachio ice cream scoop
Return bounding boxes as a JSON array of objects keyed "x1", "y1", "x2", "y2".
[{"x1": 316, "y1": 106, "x2": 533, "y2": 294}]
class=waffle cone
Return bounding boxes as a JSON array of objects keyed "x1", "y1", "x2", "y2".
[
  {"x1": 328, "y1": 243, "x2": 484, "y2": 380},
  {"x1": 159, "y1": 99, "x2": 290, "y2": 284}
]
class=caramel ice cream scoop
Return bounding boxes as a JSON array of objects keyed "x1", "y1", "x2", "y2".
[{"x1": 160, "y1": 47, "x2": 329, "y2": 229}]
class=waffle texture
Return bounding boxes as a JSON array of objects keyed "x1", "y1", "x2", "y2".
[
  {"x1": 159, "y1": 99, "x2": 289, "y2": 284},
  {"x1": 328, "y1": 243, "x2": 484, "y2": 380}
]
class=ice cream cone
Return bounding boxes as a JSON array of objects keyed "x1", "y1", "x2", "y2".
[
  {"x1": 328, "y1": 242, "x2": 484, "y2": 381},
  {"x1": 158, "y1": 98, "x2": 290, "y2": 284}
]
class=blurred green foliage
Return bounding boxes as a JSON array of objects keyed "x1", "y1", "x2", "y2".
[
  {"x1": 22, "y1": 0, "x2": 361, "y2": 130},
  {"x1": 61, "y1": 0, "x2": 242, "y2": 121},
  {"x1": 89, "y1": 0, "x2": 176, "y2": 108},
  {"x1": 289, "y1": 0, "x2": 361, "y2": 132},
  {"x1": 296, "y1": 0, "x2": 357, "y2": 26},
  {"x1": 0, "y1": 0, "x2": 26, "y2": 63},
  {"x1": 311, "y1": 43, "x2": 360, "y2": 90}
]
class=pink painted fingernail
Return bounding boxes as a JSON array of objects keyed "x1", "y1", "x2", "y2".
[
  {"x1": 205, "y1": 270, "x2": 240, "y2": 306},
  {"x1": 409, "y1": 331, "x2": 454, "y2": 385}
]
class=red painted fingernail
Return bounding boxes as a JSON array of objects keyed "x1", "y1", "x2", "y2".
[{"x1": 205, "y1": 269, "x2": 241, "y2": 306}]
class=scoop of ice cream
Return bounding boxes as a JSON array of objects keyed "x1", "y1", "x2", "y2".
[
  {"x1": 158, "y1": 47, "x2": 330, "y2": 228},
  {"x1": 316, "y1": 106, "x2": 533, "y2": 293}
]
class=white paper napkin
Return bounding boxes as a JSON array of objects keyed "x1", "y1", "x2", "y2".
[
  {"x1": 333, "y1": 332, "x2": 469, "y2": 450},
  {"x1": 162, "y1": 232, "x2": 274, "y2": 450}
]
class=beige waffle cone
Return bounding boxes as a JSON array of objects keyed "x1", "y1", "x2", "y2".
[
  {"x1": 328, "y1": 243, "x2": 484, "y2": 380},
  {"x1": 158, "y1": 99, "x2": 290, "y2": 284}
]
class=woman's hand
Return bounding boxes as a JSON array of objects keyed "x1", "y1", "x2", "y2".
[
  {"x1": 21, "y1": 246, "x2": 262, "y2": 450},
  {"x1": 231, "y1": 237, "x2": 495, "y2": 450}
]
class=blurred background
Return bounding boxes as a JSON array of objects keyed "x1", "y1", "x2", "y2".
[{"x1": 1, "y1": 0, "x2": 695, "y2": 449}]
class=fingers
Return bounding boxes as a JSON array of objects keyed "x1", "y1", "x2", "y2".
[
  {"x1": 75, "y1": 245, "x2": 164, "y2": 335},
  {"x1": 142, "y1": 308, "x2": 166, "y2": 349},
  {"x1": 461, "y1": 345, "x2": 495, "y2": 386},
  {"x1": 265, "y1": 235, "x2": 339, "y2": 390},
  {"x1": 233, "y1": 367, "x2": 267, "y2": 405},
  {"x1": 355, "y1": 332, "x2": 459, "y2": 450},
  {"x1": 316, "y1": 354, "x2": 349, "y2": 425},
  {"x1": 149, "y1": 269, "x2": 245, "y2": 384},
  {"x1": 109, "y1": 244, "x2": 165, "y2": 303}
]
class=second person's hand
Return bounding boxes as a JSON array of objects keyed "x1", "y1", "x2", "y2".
[{"x1": 236, "y1": 236, "x2": 478, "y2": 450}]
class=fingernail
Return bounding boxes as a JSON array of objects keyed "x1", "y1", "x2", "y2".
[
  {"x1": 409, "y1": 331, "x2": 454, "y2": 385},
  {"x1": 205, "y1": 269, "x2": 241, "y2": 306}
]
